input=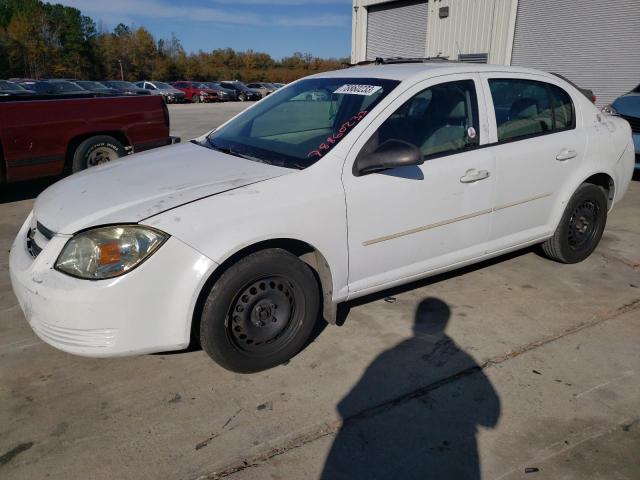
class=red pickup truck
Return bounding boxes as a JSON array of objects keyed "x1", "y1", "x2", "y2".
[{"x1": 0, "y1": 94, "x2": 178, "y2": 183}]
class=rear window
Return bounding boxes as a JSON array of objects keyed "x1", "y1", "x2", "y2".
[{"x1": 489, "y1": 79, "x2": 575, "y2": 142}]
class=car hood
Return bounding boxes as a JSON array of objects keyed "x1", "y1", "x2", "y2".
[
  {"x1": 33, "y1": 142, "x2": 293, "y2": 235},
  {"x1": 612, "y1": 92, "x2": 640, "y2": 117}
]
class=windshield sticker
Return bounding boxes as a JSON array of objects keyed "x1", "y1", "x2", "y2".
[
  {"x1": 307, "y1": 110, "x2": 369, "y2": 159},
  {"x1": 334, "y1": 84, "x2": 382, "y2": 96}
]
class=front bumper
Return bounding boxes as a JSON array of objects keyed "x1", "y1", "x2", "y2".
[{"x1": 9, "y1": 213, "x2": 216, "y2": 357}]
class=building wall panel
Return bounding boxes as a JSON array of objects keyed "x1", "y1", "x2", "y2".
[{"x1": 511, "y1": 0, "x2": 640, "y2": 106}]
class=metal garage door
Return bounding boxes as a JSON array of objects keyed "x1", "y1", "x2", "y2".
[
  {"x1": 366, "y1": 0, "x2": 429, "y2": 61},
  {"x1": 511, "y1": 0, "x2": 640, "y2": 106}
]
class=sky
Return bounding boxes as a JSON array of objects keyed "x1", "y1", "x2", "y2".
[{"x1": 51, "y1": 0, "x2": 353, "y2": 59}]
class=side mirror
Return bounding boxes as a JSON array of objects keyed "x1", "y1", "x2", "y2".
[{"x1": 353, "y1": 139, "x2": 424, "y2": 177}]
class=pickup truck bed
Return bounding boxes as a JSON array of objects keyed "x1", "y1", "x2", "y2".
[{"x1": 0, "y1": 94, "x2": 177, "y2": 183}]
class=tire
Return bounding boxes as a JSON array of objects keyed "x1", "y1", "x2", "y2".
[
  {"x1": 192, "y1": 94, "x2": 201, "y2": 103},
  {"x1": 200, "y1": 249, "x2": 321, "y2": 373},
  {"x1": 239, "y1": 93, "x2": 246, "y2": 102},
  {"x1": 541, "y1": 183, "x2": 608, "y2": 264},
  {"x1": 71, "y1": 135, "x2": 126, "y2": 172}
]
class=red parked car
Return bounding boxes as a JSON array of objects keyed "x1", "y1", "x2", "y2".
[
  {"x1": 0, "y1": 94, "x2": 178, "y2": 183},
  {"x1": 171, "y1": 81, "x2": 219, "y2": 103}
]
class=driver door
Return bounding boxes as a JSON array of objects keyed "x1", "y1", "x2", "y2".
[{"x1": 342, "y1": 74, "x2": 496, "y2": 296}]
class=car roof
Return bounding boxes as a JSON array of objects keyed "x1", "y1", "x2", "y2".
[{"x1": 310, "y1": 62, "x2": 551, "y2": 82}]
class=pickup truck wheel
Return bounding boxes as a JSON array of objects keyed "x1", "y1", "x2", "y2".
[
  {"x1": 541, "y1": 184, "x2": 607, "y2": 264},
  {"x1": 200, "y1": 249, "x2": 320, "y2": 373},
  {"x1": 72, "y1": 135, "x2": 126, "y2": 172}
]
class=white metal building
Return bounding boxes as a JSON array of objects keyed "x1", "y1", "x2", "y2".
[{"x1": 351, "y1": 0, "x2": 640, "y2": 106}]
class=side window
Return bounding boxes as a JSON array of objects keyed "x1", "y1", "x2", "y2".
[
  {"x1": 363, "y1": 79, "x2": 479, "y2": 159},
  {"x1": 548, "y1": 84, "x2": 575, "y2": 130},
  {"x1": 489, "y1": 79, "x2": 574, "y2": 142}
]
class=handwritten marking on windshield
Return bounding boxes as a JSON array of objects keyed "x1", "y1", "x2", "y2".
[{"x1": 307, "y1": 110, "x2": 369, "y2": 159}]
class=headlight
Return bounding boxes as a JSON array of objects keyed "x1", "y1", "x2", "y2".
[
  {"x1": 55, "y1": 226, "x2": 168, "y2": 280},
  {"x1": 601, "y1": 104, "x2": 618, "y2": 115}
]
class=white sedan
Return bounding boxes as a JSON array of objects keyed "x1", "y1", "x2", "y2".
[{"x1": 10, "y1": 62, "x2": 635, "y2": 372}]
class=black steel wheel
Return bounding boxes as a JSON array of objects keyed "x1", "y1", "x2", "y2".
[
  {"x1": 228, "y1": 276, "x2": 298, "y2": 353},
  {"x1": 567, "y1": 199, "x2": 600, "y2": 251},
  {"x1": 200, "y1": 249, "x2": 320, "y2": 373},
  {"x1": 541, "y1": 183, "x2": 607, "y2": 263}
]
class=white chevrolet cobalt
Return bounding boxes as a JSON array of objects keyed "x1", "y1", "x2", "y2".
[{"x1": 10, "y1": 62, "x2": 635, "y2": 372}]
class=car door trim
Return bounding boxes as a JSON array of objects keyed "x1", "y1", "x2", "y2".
[
  {"x1": 362, "y1": 192, "x2": 552, "y2": 246},
  {"x1": 493, "y1": 192, "x2": 552, "y2": 211}
]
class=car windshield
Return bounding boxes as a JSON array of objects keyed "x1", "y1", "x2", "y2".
[
  {"x1": 107, "y1": 81, "x2": 137, "y2": 89},
  {"x1": 153, "y1": 81, "x2": 172, "y2": 89},
  {"x1": 204, "y1": 77, "x2": 399, "y2": 170},
  {"x1": 0, "y1": 80, "x2": 24, "y2": 90},
  {"x1": 78, "y1": 81, "x2": 106, "y2": 89},
  {"x1": 228, "y1": 82, "x2": 250, "y2": 92},
  {"x1": 51, "y1": 81, "x2": 84, "y2": 92}
]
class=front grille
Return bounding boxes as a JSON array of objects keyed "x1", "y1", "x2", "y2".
[
  {"x1": 26, "y1": 220, "x2": 55, "y2": 258},
  {"x1": 620, "y1": 114, "x2": 640, "y2": 133}
]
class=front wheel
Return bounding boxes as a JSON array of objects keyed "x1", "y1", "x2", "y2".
[
  {"x1": 541, "y1": 183, "x2": 608, "y2": 263},
  {"x1": 200, "y1": 249, "x2": 320, "y2": 373},
  {"x1": 192, "y1": 94, "x2": 201, "y2": 103}
]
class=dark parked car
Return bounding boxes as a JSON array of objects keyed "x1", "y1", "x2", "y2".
[
  {"x1": 0, "y1": 94, "x2": 178, "y2": 182},
  {"x1": 135, "y1": 81, "x2": 186, "y2": 103},
  {"x1": 101, "y1": 80, "x2": 150, "y2": 95},
  {"x1": 15, "y1": 79, "x2": 89, "y2": 96},
  {"x1": 201, "y1": 82, "x2": 236, "y2": 101},
  {"x1": 171, "y1": 81, "x2": 219, "y2": 103},
  {"x1": 219, "y1": 81, "x2": 262, "y2": 101},
  {"x1": 0, "y1": 80, "x2": 36, "y2": 96},
  {"x1": 604, "y1": 83, "x2": 640, "y2": 168},
  {"x1": 74, "y1": 81, "x2": 118, "y2": 95}
]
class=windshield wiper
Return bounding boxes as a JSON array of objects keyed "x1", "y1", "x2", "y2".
[{"x1": 205, "y1": 139, "x2": 274, "y2": 166}]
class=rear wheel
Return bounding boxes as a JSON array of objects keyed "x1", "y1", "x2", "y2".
[
  {"x1": 192, "y1": 93, "x2": 201, "y2": 103},
  {"x1": 200, "y1": 249, "x2": 320, "y2": 373},
  {"x1": 541, "y1": 183, "x2": 608, "y2": 263},
  {"x1": 71, "y1": 135, "x2": 126, "y2": 172}
]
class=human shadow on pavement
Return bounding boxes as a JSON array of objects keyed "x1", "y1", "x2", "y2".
[{"x1": 321, "y1": 298, "x2": 501, "y2": 480}]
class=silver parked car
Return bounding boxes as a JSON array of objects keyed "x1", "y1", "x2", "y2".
[{"x1": 136, "y1": 81, "x2": 186, "y2": 103}]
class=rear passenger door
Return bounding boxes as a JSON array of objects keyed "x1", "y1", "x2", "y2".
[{"x1": 479, "y1": 74, "x2": 584, "y2": 251}]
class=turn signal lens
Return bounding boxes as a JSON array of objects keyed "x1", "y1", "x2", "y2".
[{"x1": 55, "y1": 226, "x2": 168, "y2": 280}]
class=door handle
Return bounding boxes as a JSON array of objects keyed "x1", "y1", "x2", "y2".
[
  {"x1": 460, "y1": 169, "x2": 490, "y2": 183},
  {"x1": 556, "y1": 149, "x2": 577, "y2": 161}
]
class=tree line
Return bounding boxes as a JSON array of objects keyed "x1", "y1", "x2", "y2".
[{"x1": 0, "y1": 0, "x2": 349, "y2": 83}]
